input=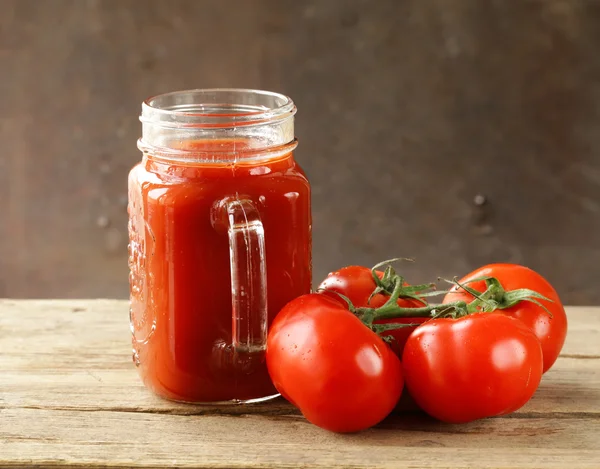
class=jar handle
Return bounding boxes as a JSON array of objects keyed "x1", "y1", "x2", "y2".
[{"x1": 215, "y1": 196, "x2": 268, "y2": 354}]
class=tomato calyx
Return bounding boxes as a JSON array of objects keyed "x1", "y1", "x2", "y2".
[
  {"x1": 368, "y1": 258, "x2": 434, "y2": 307},
  {"x1": 338, "y1": 276, "x2": 553, "y2": 340},
  {"x1": 327, "y1": 274, "x2": 468, "y2": 337},
  {"x1": 446, "y1": 276, "x2": 554, "y2": 318},
  {"x1": 321, "y1": 259, "x2": 554, "y2": 341},
  {"x1": 339, "y1": 275, "x2": 455, "y2": 332}
]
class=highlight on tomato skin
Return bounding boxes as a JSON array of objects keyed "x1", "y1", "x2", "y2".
[
  {"x1": 443, "y1": 263, "x2": 568, "y2": 373},
  {"x1": 266, "y1": 293, "x2": 404, "y2": 433},
  {"x1": 401, "y1": 313, "x2": 544, "y2": 424}
]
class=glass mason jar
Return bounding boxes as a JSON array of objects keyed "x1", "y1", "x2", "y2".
[{"x1": 128, "y1": 89, "x2": 312, "y2": 403}]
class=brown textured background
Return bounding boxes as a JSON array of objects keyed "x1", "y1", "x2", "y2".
[{"x1": 1, "y1": 0, "x2": 599, "y2": 302}]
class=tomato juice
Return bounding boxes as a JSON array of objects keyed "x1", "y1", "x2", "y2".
[{"x1": 129, "y1": 139, "x2": 311, "y2": 402}]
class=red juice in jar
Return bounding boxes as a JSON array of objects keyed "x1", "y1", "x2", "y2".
[{"x1": 128, "y1": 90, "x2": 312, "y2": 403}]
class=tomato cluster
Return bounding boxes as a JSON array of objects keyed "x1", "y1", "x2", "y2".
[{"x1": 266, "y1": 262, "x2": 567, "y2": 432}]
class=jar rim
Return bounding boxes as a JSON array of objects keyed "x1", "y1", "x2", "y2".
[{"x1": 140, "y1": 88, "x2": 296, "y2": 129}]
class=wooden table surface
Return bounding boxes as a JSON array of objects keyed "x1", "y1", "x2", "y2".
[{"x1": 1, "y1": 300, "x2": 599, "y2": 469}]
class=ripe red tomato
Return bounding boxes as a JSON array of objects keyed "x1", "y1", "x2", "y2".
[
  {"x1": 318, "y1": 265, "x2": 427, "y2": 355},
  {"x1": 443, "y1": 264, "x2": 567, "y2": 373},
  {"x1": 267, "y1": 293, "x2": 403, "y2": 433},
  {"x1": 402, "y1": 313, "x2": 543, "y2": 423}
]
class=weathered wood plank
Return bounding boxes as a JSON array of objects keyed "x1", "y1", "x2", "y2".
[
  {"x1": 1, "y1": 409, "x2": 599, "y2": 469},
  {"x1": 1, "y1": 358, "x2": 598, "y2": 417},
  {"x1": 0, "y1": 301, "x2": 598, "y2": 416},
  {"x1": 1, "y1": 300, "x2": 599, "y2": 468},
  {"x1": 0, "y1": 301, "x2": 597, "y2": 357}
]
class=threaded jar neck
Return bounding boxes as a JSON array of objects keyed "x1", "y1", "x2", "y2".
[{"x1": 138, "y1": 89, "x2": 297, "y2": 163}]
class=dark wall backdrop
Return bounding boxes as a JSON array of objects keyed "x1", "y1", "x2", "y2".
[{"x1": 1, "y1": 0, "x2": 599, "y2": 303}]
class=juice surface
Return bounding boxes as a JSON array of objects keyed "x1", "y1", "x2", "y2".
[{"x1": 128, "y1": 140, "x2": 312, "y2": 402}]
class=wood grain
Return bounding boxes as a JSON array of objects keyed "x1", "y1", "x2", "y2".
[{"x1": 0, "y1": 300, "x2": 599, "y2": 468}]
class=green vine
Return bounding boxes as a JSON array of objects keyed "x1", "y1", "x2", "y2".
[{"x1": 333, "y1": 259, "x2": 555, "y2": 337}]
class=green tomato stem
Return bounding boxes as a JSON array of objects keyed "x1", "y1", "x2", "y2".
[
  {"x1": 354, "y1": 259, "x2": 555, "y2": 337},
  {"x1": 356, "y1": 274, "x2": 468, "y2": 326}
]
